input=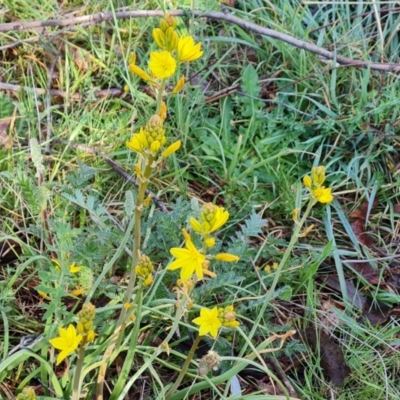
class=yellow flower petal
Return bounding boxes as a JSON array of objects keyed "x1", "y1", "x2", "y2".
[
  {"x1": 215, "y1": 253, "x2": 239, "y2": 262},
  {"x1": 303, "y1": 175, "x2": 312, "y2": 189},
  {"x1": 126, "y1": 129, "x2": 149, "y2": 153},
  {"x1": 162, "y1": 140, "x2": 181, "y2": 158},
  {"x1": 68, "y1": 262, "x2": 81, "y2": 274},
  {"x1": 189, "y1": 217, "x2": 203, "y2": 233},
  {"x1": 210, "y1": 207, "x2": 229, "y2": 232},
  {"x1": 71, "y1": 288, "x2": 84, "y2": 296},
  {"x1": 165, "y1": 27, "x2": 179, "y2": 51},
  {"x1": 182, "y1": 228, "x2": 191, "y2": 241},
  {"x1": 313, "y1": 187, "x2": 333, "y2": 204},
  {"x1": 172, "y1": 76, "x2": 185, "y2": 94},
  {"x1": 150, "y1": 140, "x2": 161, "y2": 154},
  {"x1": 177, "y1": 36, "x2": 203, "y2": 62},
  {"x1": 153, "y1": 28, "x2": 166, "y2": 49},
  {"x1": 129, "y1": 64, "x2": 150, "y2": 81}
]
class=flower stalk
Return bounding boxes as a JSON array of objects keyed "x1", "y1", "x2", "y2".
[
  {"x1": 165, "y1": 335, "x2": 202, "y2": 399},
  {"x1": 96, "y1": 156, "x2": 154, "y2": 400},
  {"x1": 239, "y1": 196, "x2": 317, "y2": 358},
  {"x1": 71, "y1": 344, "x2": 86, "y2": 400}
]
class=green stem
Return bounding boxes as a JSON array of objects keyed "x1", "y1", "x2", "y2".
[
  {"x1": 110, "y1": 285, "x2": 144, "y2": 400},
  {"x1": 96, "y1": 156, "x2": 155, "y2": 400},
  {"x1": 156, "y1": 79, "x2": 166, "y2": 114},
  {"x1": 165, "y1": 335, "x2": 202, "y2": 399},
  {"x1": 72, "y1": 344, "x2": 86, "y2": 400},
  {"x1": 239, "y1": 196, "x2": 316, "y2": 358},
  {"x1": 117, "y1": 155, "x2": 155, "y2": 328}
]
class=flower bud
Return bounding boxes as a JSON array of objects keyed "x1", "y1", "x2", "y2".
[
  {"x1": 162, "y1": 140, "x2": 181, "y2": 158},
  {"x1": 172, "y1": 76, "x2": 185, "y2": 94},
  {"x1": 215, "y1": 253, "x2": 239, "y2": 262},
  {"x1": 204, "y1": 237, "x2": 215, "y2": 248},
  {"x1": 303, "y1": 175, "x2": 312, "y2": 189}
]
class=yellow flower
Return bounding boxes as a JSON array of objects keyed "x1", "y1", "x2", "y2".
[
  {"x1": 162, "y1": 140, "x2": 181, "y2": 158},
  {"x1": 126, "y1": 128, "x2": 149, "y2": 154},
  {"x1": 192, "y1": 307, "x2": 222, "y2": 338},
  {"x1": 168, "y1": 240, "x2": 206, "y2": 281},
  {"x1": 68, "y1": 262, "x2": 81, "y2": 274},
  {"x1": 149, "y1": 51, "x2": 177, "y2": 79},
  {"x1": 217, "y1": 305, "x2": 240, "y2": 328},
  {"x1": 215, "y1": 253, "x2": 239, "y2": 262},
  {"x1": 313, "y1": 187, "x2": 333, "y2": 204},
  {"x1": 303, "y1": 165, "x2": 334, "y2": 204},
  {"x1": 129, "y1": 64, "x2": 150, "y2": 81},
  {"x1": 172, "y1": 75, "x2": 185, "y2": 94},
  {"x1": 52, "y1": 260, "x2": 81, "y2": 274},
  {"x1": 190, "y1": 203, "x2": 229, "y2": 235},
  {"x1": 177, "y1": 36, "x2": 203, "y2": 62},
  {"x1": 49, "y1": 324, "x2": 82, "y2": 365}
]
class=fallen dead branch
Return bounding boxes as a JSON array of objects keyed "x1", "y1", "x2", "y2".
[{"x1": 0, "y1": 9, "x2": 399, "y2": 72}]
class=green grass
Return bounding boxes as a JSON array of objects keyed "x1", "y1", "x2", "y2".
[{"x1": 1, "y1": 0, "x2": 400, "y2": 399}]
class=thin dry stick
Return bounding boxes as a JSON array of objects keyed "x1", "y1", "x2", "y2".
[
  {"x1": 57, "y1": 139, "x2": 169, "y2": 213},
  {"x1": 0, "y1": 82, "x2": 124, "y2": 99},
  {"x1": 1, "y1": 9, "x2": 400, "y2": 72}
]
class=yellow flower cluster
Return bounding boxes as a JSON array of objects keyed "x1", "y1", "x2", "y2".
[
  {"x1": 49, "y1": 303, "x2": 96, "y2": 365},
  {"x1": 126, "y1": 113, "x2": 181, "y2": 158},
  {"x1": 129, "y1": 14, "x2": 203, "y2": 87},
  {"x1": 16, "y1": 387, "x2": 37, "y2": 400},
  {"x1": 190, "y1": 202, "x2": 229, "y2": 238},
  {"x1": 192, "y1": 305, "x2": 240, "y2": 339},
  {"x1": 77, "y1": 303, "x2": 96, "y2": 345},
  {"x1": 168, "y1": 203, "x2": 239, "y2": 282},
  {"x1": 303, "y1": 165, "x2": 334, "y2": 204},
  {"x1": 135, "y1": 255, "x2": 154, "y2": 286}
]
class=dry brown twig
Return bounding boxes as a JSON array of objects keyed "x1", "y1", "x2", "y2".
[{"x1": 0, "y1": 9, "x2": 400, "y2": 72}]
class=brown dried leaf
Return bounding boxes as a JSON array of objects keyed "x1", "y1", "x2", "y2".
[
  {"x1": 221, "y1": 0, "x2": 236, "y2": 6},
  {"x1": 324, "y1": 276, "x2": 390, "y2": 325},
  {"x1": 0, "y1": 118, "x2": 12, "y2": 150},
  {"x1": 350, "y1": 200, "x2": 377, "y2": 247},
  {"x1": 345, "y1": 260, "x2": 382, "y2": 285},
  {"x1": 301, "y1": 326, "x2": 351, "y2": 386}
]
